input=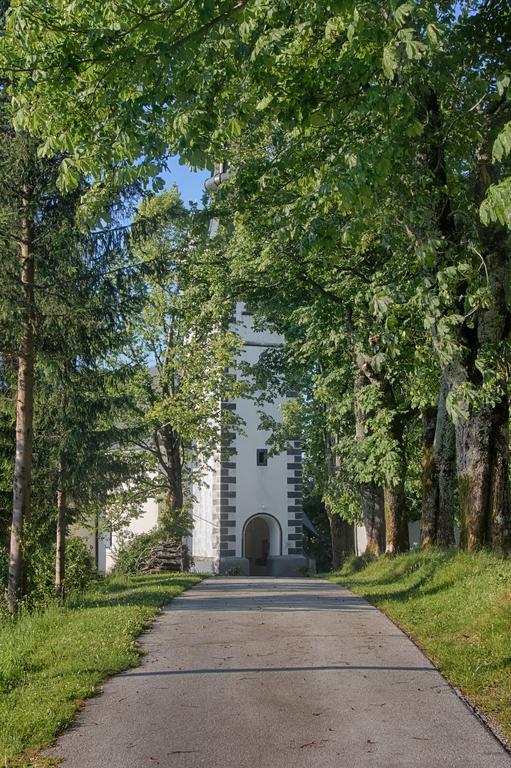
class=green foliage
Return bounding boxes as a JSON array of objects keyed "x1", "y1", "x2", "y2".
[
  {"x1": 303, "y1": 497, "x2": 332, "y2": 572},
  {"x1": 111, "y1": 529, "x2": 164, "y2": 575},
  {"x1": 480, "y1": 176, "x2": 511, "y2": 228},
  {"x1": 123, "y1": 189, "x2": 246, "y2": 537},
  {"x1": 158, "y1": 503, "x2": 193, "y2": 541},
  {"x1": 25, "y1": 538, "x2": 95, "y2": 607},
  {"x1": 0, "y1": 0, "x2": 510, "y2": 569}
]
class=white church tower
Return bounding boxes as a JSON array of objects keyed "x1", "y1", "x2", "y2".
[{"x1": 189, "y1": 303, "x2": 309, "y2": 576}]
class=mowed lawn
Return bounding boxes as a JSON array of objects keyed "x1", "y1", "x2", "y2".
[
  {"x1": 0, "y1": 573, "x2": 202, "y2": 767},
  {"x1": 329, "y1": 549, "x2": 511, "y2": 745}
]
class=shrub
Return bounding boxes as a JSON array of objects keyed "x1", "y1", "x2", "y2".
[
  {"x1": 64, "y1": 537, "x2": 96, "y2": 592},
  {"x1": 0, "y1": 537, "x2": 95, "y2": 616},
  {"x1": 25, "y1": 537, "x2": 95, "y2": 605},
  {"x1": 111, "y1": 529, "x2": 164, "y2": 575}
]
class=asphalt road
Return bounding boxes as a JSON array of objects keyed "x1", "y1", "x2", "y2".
[{"x1": 48, "y1": 577, "x2": 511, "y2": 768}]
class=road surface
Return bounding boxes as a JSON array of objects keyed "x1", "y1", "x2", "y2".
[{"x1": 48, "y1": 577, "x2": 511, "y2": 767}]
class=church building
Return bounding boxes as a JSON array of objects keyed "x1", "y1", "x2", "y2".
[
  {"x1": 189, "y1": 303, "x2": 309, "y2": 576},
  {"x1": 102, "y1": 303, "x2": 311, "y2": 576}
]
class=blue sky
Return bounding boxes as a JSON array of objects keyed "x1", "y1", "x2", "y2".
[{"x1": 161, "y1": 155, "x2": 210, "y2": 208}]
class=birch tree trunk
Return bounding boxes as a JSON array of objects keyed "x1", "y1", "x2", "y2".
[{"x1": 7, "y1": 188, "x2": 35, "y2": 613}]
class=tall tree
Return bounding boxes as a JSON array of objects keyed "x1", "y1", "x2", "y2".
[
  {"x1": 0, "y1": 111, "x2": 147, "y2": 606},
  {"x1": 127, "y1": 190, "x2": 244, "y2": 538},
  {"x1": 3, "y1": 0, "x2": 510, "y2": 553}
]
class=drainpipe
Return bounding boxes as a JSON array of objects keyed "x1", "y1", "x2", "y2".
[{"x1": 204, "y1": 161, "x2": 229, "y2": 193}]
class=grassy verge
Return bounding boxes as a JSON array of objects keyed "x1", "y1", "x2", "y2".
[
  {"x1": 328, "y1": 549, "x2": 511, "y2": 744},
  {"x1": 0, "y1": 573, "x2": 203, "y2": 767}
]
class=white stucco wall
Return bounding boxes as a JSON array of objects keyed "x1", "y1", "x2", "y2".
[
  {"x1": 230, "y1": 306, "x2": 291, "y2": 557},
  {"x1": 190, "y1": 453, "x2": 220, "y2": 561},
  {"x1": 105, "y1": 497, "x2": 160, "y2": 572}
]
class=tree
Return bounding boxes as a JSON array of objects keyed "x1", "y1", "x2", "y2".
[
  {"x1": 0, "y1": 108, "x2": 148, "y2": 607},
  {"x1": 126, "y1": 189, "x2": 245, "y2": 539},
  {"x1": 2, "y1": 0, "x2": 510, "y2": 553}
]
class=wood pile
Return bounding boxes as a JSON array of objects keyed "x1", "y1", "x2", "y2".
[{"x1": 143, "y1": 540, "x2": 183, "y2": 573}]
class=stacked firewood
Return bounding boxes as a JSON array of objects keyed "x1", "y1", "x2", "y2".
[{"x1": 143, "y1": 540, "x2": 183, "y2": 573}]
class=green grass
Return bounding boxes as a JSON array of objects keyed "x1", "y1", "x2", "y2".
[
  {"x1": 0, "y1": 573, "x2": 203, "y2": 768},
  {"x1": 328, "y1": 549, "x2": 511, "y2": 744}
]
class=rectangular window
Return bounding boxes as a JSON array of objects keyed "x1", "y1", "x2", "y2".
[{"x1": 257, "y1": 449, "x2": 268, "y2": 466}]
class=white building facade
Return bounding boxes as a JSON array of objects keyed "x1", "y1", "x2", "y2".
[
  {"x1": 101, "y1": 303, "x2": 309, "y2": 576},
  {"x1": 189, "y1": 304, "x2": 308, "y2": 576}
]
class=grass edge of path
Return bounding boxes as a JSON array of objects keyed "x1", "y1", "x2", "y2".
[
  {"x1": 326, "y1": 548, "x2": 511, "y2": 752},
  {"x1": 1, "y1": 573, "x2": 205, "y2": 768}
]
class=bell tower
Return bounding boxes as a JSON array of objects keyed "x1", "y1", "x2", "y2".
[{"x1": 189, "y1": 303, "x2": 309, "y2": 576}]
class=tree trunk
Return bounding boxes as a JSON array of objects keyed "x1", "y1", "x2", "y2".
[
  {"x1": 161, "y1": 427, "x2": 184, "y2": 512},
  {"x1": 384, "y1": 482, "x2": 409, "y2": 555},
  {"x1": 361, "y1": 482, "x2": 385, "y2": 556},
  {"x1": 420, "y1": 91, "x2": 511, "y2": 552},
  {"x1": 449, "y1": 232, "x2": 511, "y2": 550},
  {"x1": 354, "y1": 372, "x2": 385, "y2": 555},
  {"x1": 456, "y1": 398, "x2": 510, "y2": 551},
  {"x1": 447, "y1": 146, "x2": 510, "y2": 551},
  {"x1": 94, "y1": 510, "x2": 99, "y2": 571},
  {"x1": 55, "y1": 458, "x2": 67, "y2": 598},
  {"x1": 384, "y1": 411, "x2": 409, "y2": 556},
  {"x1": 420, "y1": 378, "x2": 456, "y2": 548},
  {"x1": 355, "y1": 360, "x2": 408, "y2": 557},
  {"x1": 327, "y1": 506, "x2": 355, "y2": 570},
  {"x1": 434, "y1": 377, "x2": 456, "y2": 546},
  {"x1": 487, "y1": 398, "x2": 510, "y2": 551},
  {"x1": 420, "y1": 405, "x2": 438, "y2": 547},
  {"x1": 8, "y1": 190, "x2": 35, "y2": 613}
]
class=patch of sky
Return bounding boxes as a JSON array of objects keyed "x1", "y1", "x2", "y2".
[{"x1": 161, "y1": 155, "x2": 210, "y2": 209}]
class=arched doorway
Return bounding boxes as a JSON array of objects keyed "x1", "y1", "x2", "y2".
[{"x1": 243, "y1": 514, "x2": 282, "y2": 576}]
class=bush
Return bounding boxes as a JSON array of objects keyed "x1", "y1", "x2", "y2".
[
  {"x1": 25, "y1": 537, "x2": 95, "y2": 605},
  {"x1": 64, "y1": 537, "x2": 96, "y2": 593},
  {"x1": 0, "y1": 537, "x2": 95, "y2": 615},
  {"x1": 111, "y1": 529, "x2": 165, "y2": 575}
]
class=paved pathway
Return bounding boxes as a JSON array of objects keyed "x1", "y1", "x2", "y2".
[{"x1": 49, "y1": 578, "x2": 511, "y2": 767}]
